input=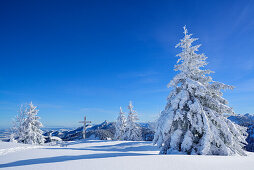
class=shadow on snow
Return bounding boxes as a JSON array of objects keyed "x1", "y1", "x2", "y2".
[
  {"x1": 0, "y1": 152, "x2": 155, "y2": 168},
  {"x1": 0, "y1": 141, "x2": 158, "y2": 168},
  {"x1": 46, "y1": 141, "x2": 158, "y2": 152}
]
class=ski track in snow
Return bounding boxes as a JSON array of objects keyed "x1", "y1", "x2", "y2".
[{"x1": 0, "y1": 145, "x2": 41, "y2": 156}]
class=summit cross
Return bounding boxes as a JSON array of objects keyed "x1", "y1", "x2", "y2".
[{"x1": 78, "y1": 116, "x2": 92, "y2": 139}]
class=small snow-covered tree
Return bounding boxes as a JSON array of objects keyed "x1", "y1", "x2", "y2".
[
  {"x1": 11, "y1": 104, "x2": 26, "y2": 142},
  {"x1": 124, "y1": 101, "x2": 142, "y2": 141},
  {"x1": 153, "y1": 26, "x2": 247, "y2": 156},
  {"x1": 114, "y1": 107, "x2": 127, "y2": 140},
  {"x1": 9, "y1": 133, "x2": 17, "y2": 143},
  {"x1": 12, "y1": 102, "x2": 45, "y2": 145}
]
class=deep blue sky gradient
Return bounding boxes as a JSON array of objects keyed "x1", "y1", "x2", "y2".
[{"x1": 1, "y1": 0, "x2": 254, "y2": 128}]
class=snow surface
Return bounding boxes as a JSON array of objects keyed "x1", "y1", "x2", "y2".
[{"x1": 0, "y1": 140, "x2": 253, "y2": 170}]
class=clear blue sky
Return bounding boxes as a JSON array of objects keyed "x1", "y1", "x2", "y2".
[{"x1": 1, "y1": 0, "x2": 254, "y2": 128}]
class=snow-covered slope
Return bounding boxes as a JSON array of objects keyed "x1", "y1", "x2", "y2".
[
  {"x1": 0, "y1": 142, "x2": 42, "y2": 156},
  {"x1": 0, "y1": 140, "x2": 253, "y2": 170}
]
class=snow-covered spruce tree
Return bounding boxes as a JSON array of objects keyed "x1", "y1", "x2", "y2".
[
  {"x1": 124, "y1": 101, "x2": 142, "y2": 141},
  {"x1": 114, "y1": 107, "x2": 127, "y2": 140},
  {"x1": 153, "y1": 26, "x2": 247, "y2": 156},
  {"x1": 11, "y1": 104, "x2": 26, "y2": 142},
  {"x1": 12, "y1": 102, "x2": 45, "y2": 145}
]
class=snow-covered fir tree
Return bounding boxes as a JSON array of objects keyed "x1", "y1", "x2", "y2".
[
  {"x1": 153, "y1": 26, "x2": 247, "y2": 156},
  {"x1": 11, "y1": 104, "x2": 26, "y2": 142},
  {"x1": 114, "y1": 107, "x2": 127, "y2": 140},
  {"x1": 12, "y1": 102, "x2": 45, "y2": 145},
  {"x1": 124, "y1": 101, "x2": 142, "y2": 141}
]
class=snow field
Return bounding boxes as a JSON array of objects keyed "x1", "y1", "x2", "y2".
[{"x1": 0, "y1": 140, "x2": 253, "y2": 170}]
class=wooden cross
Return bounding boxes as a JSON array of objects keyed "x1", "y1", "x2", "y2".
[{"x1": 78, "y1": 116, "x2": 92, "y2": 139}]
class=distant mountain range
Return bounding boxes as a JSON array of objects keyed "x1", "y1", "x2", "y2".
[
  {"x1": 44, "y1": 120, "x2": 155, "y2": 142},
  {"x1": 228, "y1": 113, "x2": 254, "y2": 152}
]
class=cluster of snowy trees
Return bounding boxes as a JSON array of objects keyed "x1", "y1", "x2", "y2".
[
  {"x1": 114, "y1": 101, "x2": 142, "y2": 141},
  {"x1": 11, "y1": 102, "x2": 45, "y2": 145},
  {"x1": 153, "y1": 26, "x2": 247, "y2": 156}
]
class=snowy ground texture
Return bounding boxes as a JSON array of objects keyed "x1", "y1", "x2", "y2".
[{"x1": 0, "y1": 140, "x2": 253, "y2": 170}]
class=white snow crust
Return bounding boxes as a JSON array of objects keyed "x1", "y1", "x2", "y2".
[{"x1": 0, "y1": 140, "x2": 253, "y2": 170}]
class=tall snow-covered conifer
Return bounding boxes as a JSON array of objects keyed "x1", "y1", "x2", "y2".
[
  {"x1": 124, "y1": 101, "x2": 142, "y2": 141},
  {"x1": 12, "y1": 102, "x2": 45, "y2": 145},
  {"x1": 114, "y1": 107, "x2": 127, "y2": 140},
  {"x1": 153, "y1": 26, "x2": 247, "y2": 156}
]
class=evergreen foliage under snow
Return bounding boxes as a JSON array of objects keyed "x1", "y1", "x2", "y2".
[
  {"x1": 153, "y1": 26, "x2": 247, "y2": 156},
  {"x1": 12, "y1": 102, "x2": 45, "y2": 145},
  {"x1": 124, "y1": 101, "x2": 142, "y2": 141},
  {"x1": 114, "y1": 107, "x2": 127, "y2": 140}
]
